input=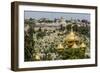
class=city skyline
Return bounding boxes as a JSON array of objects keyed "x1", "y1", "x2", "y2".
[{"x1": 24, "y1": 11, "x2": 90, "y2": 21}]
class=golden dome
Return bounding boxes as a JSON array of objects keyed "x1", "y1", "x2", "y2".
[
  {"x1": 57, "y1": 44, "x2": 64, "y2": 49},
  {"x1": 56, "y1": 44, "x2": 64, "y2": 52},
  {"x1": 64, "y1": 31, "x2": 79, "y2": 42},
  {"x1": 35, "y1": 53, "x2": 41, "y2": 60},
  {"x1": 63, "y1": 30, "x2": 80, "y2": 48},
  {"x1": 80, "y1": 42, "x2": 86, "y2": 48},
  {"x1": 71, "y1": 43, "x2": 79, "y2": 48},
  {"x1": 67, "y1": 32, "x2": 75, "y2": 40}
]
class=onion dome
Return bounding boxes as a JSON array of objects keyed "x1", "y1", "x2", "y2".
[
  {"x1": 35, "y1": 53, "x2": 41, "y2": 60},
  {"x1": 67, "y1": 32, "x2": 75, "y2": 41},
  {"x1": 80, "y1": 42, "x2": 86, "y2": 48},
  {"x1": 56, "y1": 44, "x2": 64, "y2": 52},
  {"x1": 71, "y1": 43, "x2": 79, "y2": 48},
  {"x1": 57, "y1": 44, "x2": 63, "y2": 49},
  {"x1": 65, "y1": 31, "x2": 79, "y2": 41},
  {"x1": 63, "y1": 31, "x2": 80, "y2": 48}
]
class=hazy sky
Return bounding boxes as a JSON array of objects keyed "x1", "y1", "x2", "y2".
[{"x1": 24, "y1": 11, "x2": 90, "y2": 21}]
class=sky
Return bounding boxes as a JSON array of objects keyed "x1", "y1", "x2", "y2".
[{"x1": 24, "y1": 11, "x2": 90, "y2": 21}]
